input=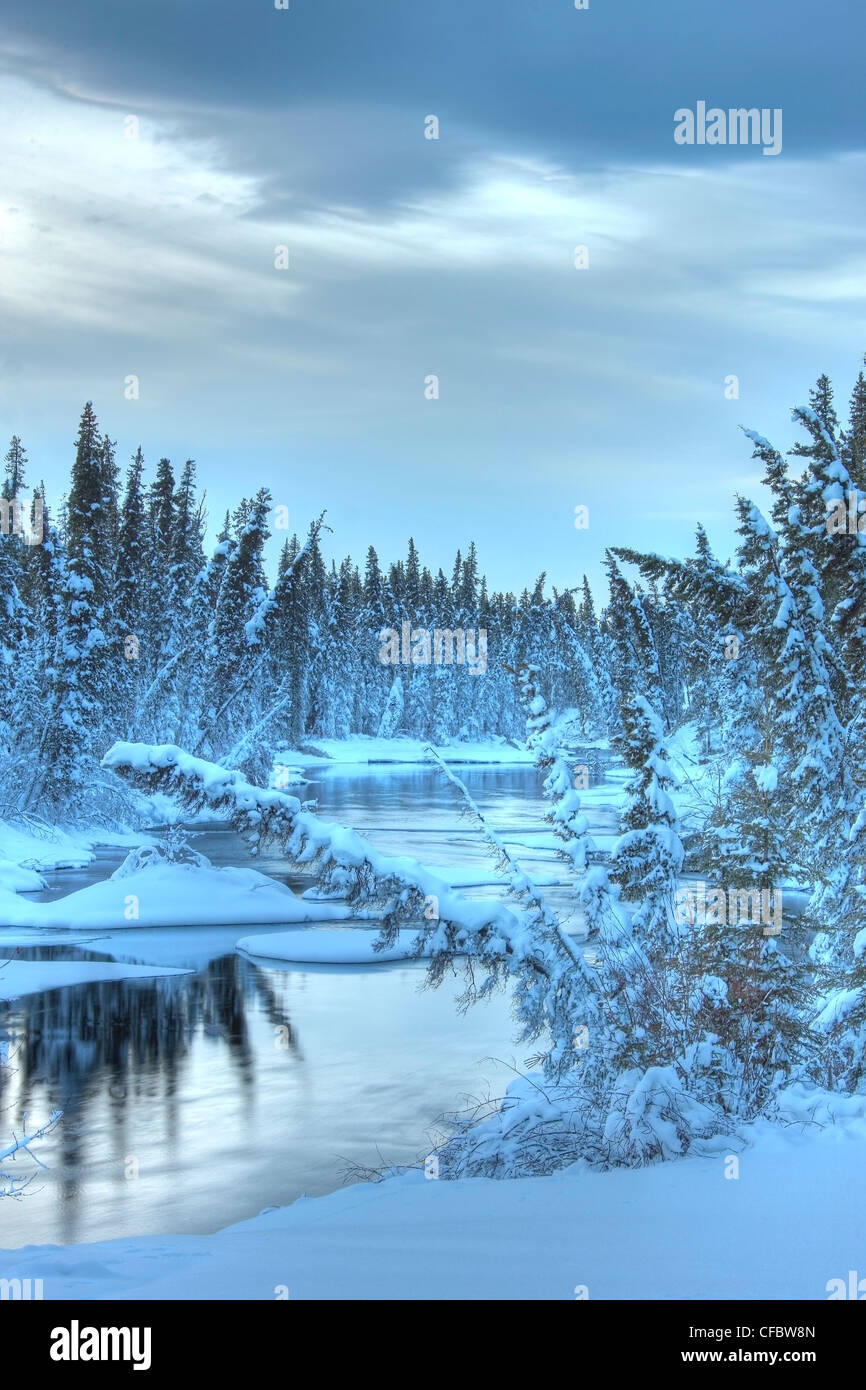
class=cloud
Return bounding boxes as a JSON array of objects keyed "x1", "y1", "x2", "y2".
[{"x1": 1, "y1": 28, "x2": 865, "y2": 599}]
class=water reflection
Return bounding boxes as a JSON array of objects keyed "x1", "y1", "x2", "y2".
[{"x1": 4, "y1": 954, "x2": 299, "y2": 1109}]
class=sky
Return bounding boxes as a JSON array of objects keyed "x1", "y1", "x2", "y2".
[{"x1": 0, "y1": 0, "x2": 864, "y2": 598}]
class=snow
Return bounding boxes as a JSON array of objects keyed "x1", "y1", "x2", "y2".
[
  {"x1": 283, "y1": 736, "x2": 534, "y2": 766},
  {"x1": 237, "y1": 926, "x2": 462, "y2": 964},
  {"x1": 0, "y1": 959, "x2": 192, "y2": 1002},
  {"x1": 0, "y1": 859, "x2": 46, "y2": 894},
  {"x1": 0, "y1": 864, "x2": 361, "y2": 931},
  {"x1": 2, "y1": 1106, "x2": 864, "y2": 1298},
  {"x1": 102, "y1": 741, "x2": 547, "y2": 977},
  {"x1": 302, "y1": 864, "x2": 566, "y2": 892},
  {"x1": 753, "y1": 763, "x2": 779, "y2": 793},
  {"x1": 813, "y1": 987, "x2": 864, "y2": 1028},
  {"x1": 0, "y1": 820, "x2": 144, "y2": 875}
]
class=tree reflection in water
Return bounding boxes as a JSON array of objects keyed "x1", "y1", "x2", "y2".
[{"x1": 0, "y1": 950, "x2": 301, "y2": 1156}]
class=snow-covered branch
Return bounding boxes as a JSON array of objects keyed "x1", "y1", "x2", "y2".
[{"x1": 102, "y1": 740, "x2": 595, "y2": 1073}]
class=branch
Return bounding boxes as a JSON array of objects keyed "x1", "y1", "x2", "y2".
[{"x1": 102, "y1": 740, "x2": 598, "y2": 1074}]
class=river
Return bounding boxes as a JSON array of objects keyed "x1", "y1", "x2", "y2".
[{"x1": 0, "y1": 758, "x2": 619, "y2": 1250}]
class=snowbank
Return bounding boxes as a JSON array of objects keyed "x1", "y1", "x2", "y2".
[
  {"x1": 286, "y1": 736, "x2": 534, "y2": 766},
  {"x1": 0, "y1": 821, "x2": 145, "y2": 875},
  {"x1": 1, "y1": 1111, "x2": 864, "y2": 1298},
  {"x1": 0, "y1": 859, "x2": 46, "y2": 894},
  {"x1": 0, "y1": 864, "x2": 359, "y2": 931}
]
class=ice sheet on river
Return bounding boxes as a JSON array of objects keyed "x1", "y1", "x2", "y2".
[
  {"x1": 237, "y1": 926, "x2": 453, "y2": 964},
  {"x1": 0, "y1": 959, "x2": 192, "y2": 1001}
]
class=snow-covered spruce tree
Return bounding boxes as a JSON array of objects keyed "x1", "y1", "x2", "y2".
[
  {"x1": 513, "y1": 676, "x2": 739, "y2": 1162},
  {"x1": 609, "y1": 696, "x2": 683, "y2": 939},
  {"x1": 39, "y1": 403, "x2": 121, "y2": 820},
  {"x1": 613, "y1": 529, "x2": 748, "y2": 761},
  {"x1": 620, "y1": 505, "x2": 807, "y2": 1114},
  {"x1": 228, "y1": 513, "x2": 330, "y2": 765},
  {"x1": 610, "y1": 534, "x2": 745, "y2": 877},
  {"x1": 114, "y1": 447, "x2": 148, "y2": 735},
  {"x1": 377, "y1": 672, "x2": 404, "y2": 738},
  {"x1": 586, "y1": 690, "x2": 796, "y2": 1144},
  {"x1": 425, "y1": 566, "x2": 455, "y2": 743},
  {"x1": 788, "y1": 372, "x2": 839, "y2": 470},
  {"x1": 360, "y1": 546, "x2": 390, "y2": 735},
  {"x1": 676, "y1": 489, "x2": 845, "y2": 902},
  {"x1": 144, "y1": 455, "x2": 175, "y2": 689},
  {"x1": 199, "y1": 488, "x2": 271, "y2": 770},
  {"x1": 528, "y1": 652, "x2": 798, "y2": 1145},
  {"x1": 2, "y1": 434, "x2": 27, "y2": 500},
  {"x1": 309, "y1": 557, "x2": 356, "y2": 739},
  {"x1": 597, "y1": 694, "x2": 710, "y2": 1157},
  {"x1": 602, "y1": 554, "x2": 666, "y2": 723},
  {"x1": 325, "y1": 557, "x2": 363, "y2": 739},
  {"x1": 738, "y1": 492, "x2": 847, "y2": 873},
  {"x1": 1, "y1": 437, "x2": 37, "y2": 605},
  {"x1": 574, "y1": 575, "x2": 617, "y2": 737},
  {"x1": 808, "y1": 796, "x2": 866, "y2": 1090},
  {"x1": 16, "y1": 490, "x2": 66, "y2": 811},
  {"x1": 514, "y1": 664, "x2": 596, "y2": 877},
  {"x1": 162, "y1": 459, "x2": 207, "y2": 745},
  {"x1": 547, "y1": 589, "x2": 605, "y2": 738},
  {"x1": 614, "y1": 412, "x2": 848, "y2": 1105},
  {"x1": 749, "y1": 405, "x2": 858, "y2": 714},
  {"x1": 0, "y1": 441, "x2": 33, "y2": 776},
  {"x1": 842, "y1": 356, "x2": 866, "y2": 492},
  {"x1": 0, "y1": 528, "x2": 29, "y2": 807},
  {"x1": 301, "y1": 528, "x2": 331, "y2": 738},
  {"x1": 613, "y1": 522, "x2": 778, "y2": 891}
]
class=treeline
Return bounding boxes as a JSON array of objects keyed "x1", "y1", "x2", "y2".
[{"x1": 0, "y1": 403, "x2": 614, "y2": 823}]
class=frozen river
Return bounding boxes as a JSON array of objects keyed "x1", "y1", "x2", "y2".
[{"x1": 0, "y1": 759, "x2": 618, "y2": 1250}]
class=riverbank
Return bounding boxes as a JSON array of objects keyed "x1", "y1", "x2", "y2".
[{"x1": 3, "y1": 1090, "x2": 863, "y2": 1299}]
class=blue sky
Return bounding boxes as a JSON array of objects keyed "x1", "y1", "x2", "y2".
[{"x1": 0, "y1": 0, "x2": 864, "y2": 596}]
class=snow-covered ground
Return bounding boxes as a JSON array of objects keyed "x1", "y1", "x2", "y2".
[
  {"x1": 0, "y1": 864, "x2": 361, "y2": 933},
  {"x1": 3, "y1": 1101, "x2": 864, "y2": 1299},
  {"x1": 283, "y1": 735, "x2": 535, "y2": 765},
  {"x1": 0, "y1": 821, "x2": 147, "y2": 884}
]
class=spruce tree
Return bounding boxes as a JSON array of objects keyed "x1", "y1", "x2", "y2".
[
  {"x1": 843, "y1": 358, "x2": 866, "y2": 491},
  {"x1": 203, "y1": 488, "x2": 272, "y2": 763},
  {"x1": 41, "y1": 403, "x2": 117, "y2": 815},
  {"x1": 114, "y1": 447, "x2": 148, "y2": 731}
]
